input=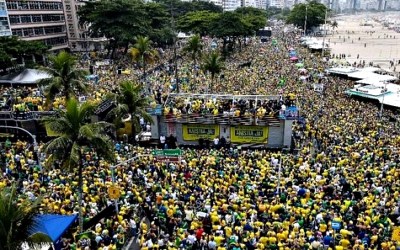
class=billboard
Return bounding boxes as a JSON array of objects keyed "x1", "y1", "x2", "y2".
[
  {"x1": 230, "y1": 126, "x2": 268, "y2": 143},
  {"x1": 182, "y1": 124, "x2": 219, "y2": 141}
]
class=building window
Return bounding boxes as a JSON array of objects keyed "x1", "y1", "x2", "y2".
[
  {"x1": 9, "y1": 15, "x2": 20, "y2": 24},
  {"x1": 34, "y1": 27, "x2": 44, "y2": 35},
  {"x1": 32, "y1": 15, "x2": 42, "y2": 22},
  {"x1": 12, "y1": 29, "x2": 23, "y2": 36},
  {"x1": 43, "y1": 25, "x2": 64, "y2": 35},
  {"x1": 44, "y1": 36, "x2": 67, "y2": 46},
  {"x1": 7, "y1": 1, "x2": 63, "y2": 11},
  {"x1": 6, "y1": 2, "x2": 18, "y2": 10},
  {"x1": 20, "y1": 15, "x2": 31, "y2": 23}
]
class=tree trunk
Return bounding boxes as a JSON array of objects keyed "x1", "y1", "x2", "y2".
[
  {"x1": 130, "y1": 114, "x2": 137, "y2": 144},
  {"x1": 142, "y1": 57, "x2": 146, "y2": 86},
  {"x1": 78, "y1": 152, "x2": 84, "y2": 233},
  {"x1": 210, "y1": 74, "x2": 215, "y2": 93},
  {"x1": 123, "y1": 43, "x2": 129, "y2": 54}
]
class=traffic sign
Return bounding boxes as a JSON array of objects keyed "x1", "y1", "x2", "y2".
[
  {"x1": 108, "y1": 185, "x2": 121, "y2": 199},
  {"x1": 392, "y1": 226, "x2": 400, "y2": 242},
  {"x1": 152, "y1": 149, "x2": 182, "y2": 156},
  {"x1": 154, "y1": 156, "x2": 180, "y2": 162}
]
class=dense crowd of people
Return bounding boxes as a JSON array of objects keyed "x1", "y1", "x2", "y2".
[{"x1": 1, "y1": 24, "x2": 400, "y2": 250}]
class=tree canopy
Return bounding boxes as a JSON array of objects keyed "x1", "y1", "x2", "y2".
[
  {"x1": 0, "y1": 36, "x2": 49, "y2": 73},
  {"x1": 78, "y1": 0, "x2": 222, "y2": 49},
  {"x1": 177, "y1": 11, "x2": 219, "y2": 37},
  {"x1": 286, "y1": 1, "x2": 328, "y2": 30},
  {"x1": 235, "y1": 7, "x2": 267, "y2": 32},
  {"x1": 37, "y1": 51, "x2": 88, "y2": 104},
  {"x1": 177, "y1": 8, "x2": 266, "y2": 40}
]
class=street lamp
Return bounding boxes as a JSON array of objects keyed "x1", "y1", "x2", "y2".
[
  {"x1": 321, "y1": 8, "x2": 328, "y2": 57},
  {"x1": 304, "y1": 5, "x2": 308, "y2": 37},
  {"x1": 109, "y1": 154, "x2": 150, "y2": 215}
]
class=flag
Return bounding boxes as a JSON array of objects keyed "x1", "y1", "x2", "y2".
[{"x1": 278, "y1": 78, "x2": 286, "y2": 88}]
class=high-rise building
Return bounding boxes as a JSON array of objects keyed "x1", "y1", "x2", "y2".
[
  {"x1": 6, "y1": 0, "x2": 68, "y2": 50},
  {"x1": 62, "y1": 0, "x2": 107, "y2": 52},
  {"x1": 0, "y1": 0, "x2": 11, "y2": 36},
  {"x1": 242, "y1": 0, "x2": 257, "y2": 8},
  {"x1": 269, "y1": 0, "x2": 284, "y2": 8},
  {"x1": 222, "y1": 0, "x2": 241, "y2": 11},
  {"x1": 255, "y1": 0, "x2": 267, "y2": 9}
]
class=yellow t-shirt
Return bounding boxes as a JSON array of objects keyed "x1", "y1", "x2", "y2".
[{"x1": 214, "y1": 236, "x2": 225, "y2": 246}]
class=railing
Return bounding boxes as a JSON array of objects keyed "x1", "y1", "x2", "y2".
[
  {"x1": 0, "y1": 111, "x2": 54, "y2": 120},
  {"x1": 163, "y1": 113, "x2": 281, "y2": 126}
]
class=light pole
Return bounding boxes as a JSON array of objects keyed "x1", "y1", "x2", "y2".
[
  {"x1": 321, "y1": 8, "x2": 328, "y2": 57},
  {"x1": 109, "y1": 154, "x2": 150, "y2": 215},
  {"x1": 304, "y1": 5, "x2": 308, "y2": 37},
  {"x1": 277, "y1": 154, "x2": 285, "y2": 194},
  {"x1": 379, "y1": 81, "x2": 388, "y2": 119}
]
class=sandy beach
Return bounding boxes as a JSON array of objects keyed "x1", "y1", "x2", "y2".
[{"x1": 327, "y1": 12, "x2": 400, "y2": 73}]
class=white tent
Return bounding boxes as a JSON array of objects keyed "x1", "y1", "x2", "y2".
[
  {"x1": 347, "y1": 71, "x2": 397, "y2": 81},
  {"x1": 356, "y1": 75, "x2": 398, "y2": 85},
  {"x1": 0, "y1": 69, "x2": 50, "y2": 84}
]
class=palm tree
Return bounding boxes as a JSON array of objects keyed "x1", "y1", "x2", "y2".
[
  {"x1": 42, "y1": 98, "x2": 114, "y2": 232},
  {"x1": 184, "y1": 34, "x2": 203, "y2": 69},
  {"x1": 37, "y1": 51, "x2": 88, "y2": 107},
  {"x1": 107, "y1": 80, "x2": 153, "y2": 144},
  {"x1": 0, "y1": 184, "x2": 51, "y2": 250},
  {"x1": 201, "y1": 51, "x2": 224, "y2": 93},
  {"x1": 128, "y1": 36, "x2": 158, "y2": 84}
]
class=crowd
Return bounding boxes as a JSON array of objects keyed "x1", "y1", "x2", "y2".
[{"x1": 1, "y1": 24, "x2": 400, "y2": 250}]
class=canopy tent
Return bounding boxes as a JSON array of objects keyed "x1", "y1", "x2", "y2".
[
  {"x1": 0, "y1": 69, "x2": 50, "y2": 85},
  {"x1": 347, "y1": 71, "x2": 397, "y2": 81},
  {"x1": 30, "y1": 214, "x2": 77, "y2": 249},
  {"x1": 356, "y1": 75, "x2": 398, "y2": 85}
]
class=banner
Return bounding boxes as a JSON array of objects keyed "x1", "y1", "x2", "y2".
[
  {"x1": 230, "y1": 126, "x2": 268, "y2": 143},
  {"x1": 182, "y1": 124, "x2": 219, "y2": 141}
]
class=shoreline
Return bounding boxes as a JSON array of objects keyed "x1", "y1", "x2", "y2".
[{"x1": 326, "y1": 13, "x2": 400, "y2": 73}]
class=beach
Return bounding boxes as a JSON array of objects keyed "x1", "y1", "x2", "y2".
[{"x1": 327, "y1": 12, "x2": 400, "y2": 73}]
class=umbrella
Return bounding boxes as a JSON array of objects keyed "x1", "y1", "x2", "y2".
[
  {"x1": 289, "y1": 47, "x2": 295, "y2": 51},
  {"x1": 295, "y1": 63, "x2": 304, "y2": 68},
  {"x1": 290, "y1": 56, "x2": 299, "y2": 61}
]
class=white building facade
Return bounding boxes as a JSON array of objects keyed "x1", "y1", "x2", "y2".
[
  {"x1": 0, "y1": 0, "x2": 11, "y2": 36},
  {"x1": 6, "y1": 0, "x2": 68, "y2": 50},
  {"x1": 62, "y1": 0, "x2": 107, "y2": 52}
]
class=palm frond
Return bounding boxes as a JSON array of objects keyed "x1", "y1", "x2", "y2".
[
  {"x1": 36, "y1": 51, "x2": 88, "y2": 102},
  {"x1": 0, "y1": 184, "x2": 49, "y2": 250}
]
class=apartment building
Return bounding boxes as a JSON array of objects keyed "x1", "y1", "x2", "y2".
[
  {"x1": 6, "y1": 0, "x2": 68, "y2": 50},
  {"x1": 269, "y1": 0, "x2": 284, "y2": 8},
  {"x1": 63, "y1": 0, "x2": 106, "y2": 52},
  {"x1": 0, "y1": 0, "x2": 11, "y2": 36}
]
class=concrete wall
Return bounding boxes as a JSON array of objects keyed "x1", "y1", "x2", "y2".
[
  {"x1": 267, "y1": 123, "x2": 284, "y2": 148},
  {"x1": 283, "y1": 119, "x2": 294, "y2": 148}
]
